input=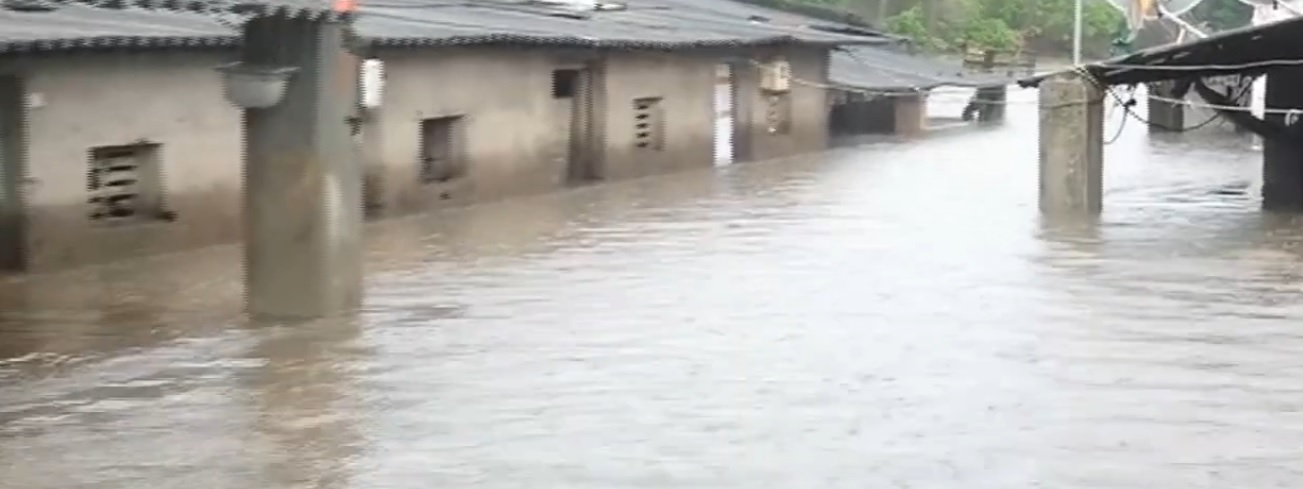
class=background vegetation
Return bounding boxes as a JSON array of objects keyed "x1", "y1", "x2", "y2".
[{"x1": 748, "y1": 0, "x2": 1254, "y2": 58}]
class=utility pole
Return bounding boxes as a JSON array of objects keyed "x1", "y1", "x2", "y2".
[
  {"x1": 238, "y1": 3, "x2": 365, "y2": 319},
  {"x1": 1072, "y1": 0, "x2": 1083, "y2": 65}
]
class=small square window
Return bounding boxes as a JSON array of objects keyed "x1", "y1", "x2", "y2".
[
  {"x1": 633, "y1": 97, "x2": 664, "y2": 150},
  {"x1": 86, "y1": 143, "x2": 167, "y2": 224},
  {"x1": 765, "y1": 93, "x2": 792, "y2": 135},
  {"x1": 419, "y1": 116, "x2": 465, "y2": 184},
  {"x1": 552, "y1": 69, "x2": 579, "y2": 99}
]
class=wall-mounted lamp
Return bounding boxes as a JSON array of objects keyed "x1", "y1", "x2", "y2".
[{"x1": 215, "y1": 62, "x2": 299, "y2": 109}]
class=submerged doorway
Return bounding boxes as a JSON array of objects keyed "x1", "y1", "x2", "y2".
[
  {"x1": 713, "y1": 63, "x2": 736, "y2": 166},
  {"x1": 554, "y1": 64, "x2": 602, "y2": 183},
  {"x1": 0, "y1": 76, "x2": 24, "y2": 272}
]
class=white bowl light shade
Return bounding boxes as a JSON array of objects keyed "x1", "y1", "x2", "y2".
[{"x1": 216, "y1": 62, "x2": 300, "y2": 109}]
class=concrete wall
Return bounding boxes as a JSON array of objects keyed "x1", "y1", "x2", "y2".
[
  {"x1": 893, "y1": 92, "x2": 927, "y2": 138},
  {"x1": 367, "y1": 47, "x2": 573, "y2": 216},
  {"x1": 2, "y1": 44, "x2": 836, "y2": 273},
  {"x1": 5, "y1": 50, "x2": 242, "y2": 273},
  {"x1": 598, "y1": 51, "x2": 717, "y2": 180},
  {"x1": 733, "y1": 45, "x2": 831, "y2": 162},
  {"x1": 368, "y1": 46, "x2": 828, "y2": 217}
]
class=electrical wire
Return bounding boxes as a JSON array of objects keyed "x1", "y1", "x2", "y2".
[
  {"x1": 336, "y1": 1, "x2": 1303, "y2": 123},
  {"x1": 1095, "y1": 58, "x2": 1303, "y2": 72},
  {"x1": 762, "y1": 50, "x2": 1294, "y2": 139},
  {"x1": 1103, "y1": 98, "x2": 1130, "y2": 145},
  {"x1": 771, "y1": 57, "x2": 1267, "y2": 118},
  {"x1": 781, "y1": 54, "x2": 1303, "y2": 121}
]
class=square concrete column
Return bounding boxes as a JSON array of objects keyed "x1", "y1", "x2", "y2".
[
  {"x1": 1146, "y1": 81, "x2": 1185, "y2": 132},
  {"x1": 894, "y1": 91, "x2": 927, "y2": 137},
  {"x1": 1038, "y1": 73, "x2": 1105, "y2": 215},
  {"x1": 359, "y1": 106, "x2": 387, "y2": 219},
  {"x1": 975, "y1": 85, "x2": 1007, "y2": 123},
  {"x1": 1261, "y1": 67, "x2": 1303, "y2": 211},
  {"x1": 241, "y1": 15, "x2": 364, "y2": 319}
]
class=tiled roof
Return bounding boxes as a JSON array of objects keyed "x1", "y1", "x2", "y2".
[
  {"x1": 356, "y1": 0, "x2": 893, "y2": 49},
  {"x1": 0, "y1": 0, "x2": 893, "y2": 53},
  {"x1": 17, "y1": 0, "x2": 342, "y2": 20},
  {"x1": 830, "y1": 45, "x2": 1022, "y2": 91},
  {"x1": 0, "y1": 0, "x2": 1011, "y2": 96},
  {"x1": 0, "y1": 4, "x2": 236, "y2": 53}
]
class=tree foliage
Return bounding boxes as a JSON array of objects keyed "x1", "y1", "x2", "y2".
[{"x1": 777, "y1": 0, "x2": 1256, "y2": 57}]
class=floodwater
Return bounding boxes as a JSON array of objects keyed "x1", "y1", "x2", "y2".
[{"x1": 4, "y1": 87, "x2": 1303, "y2": 489}]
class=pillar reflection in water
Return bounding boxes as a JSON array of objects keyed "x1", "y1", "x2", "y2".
[{"x1": 240, "y1": 318, "x2": 369, "y2": 489}]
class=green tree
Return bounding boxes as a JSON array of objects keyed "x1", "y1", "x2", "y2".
[
  {"x1": 958, "y1": 16, "x2": 1021, "y2": 51},
  {"x1": 797, "y1": 0, "x2": 1132, "y2": 57},
  {"x1": 1188, "y1": 0, "x2": 1252, "y2": 31},
  {"x1": 884, "y1": 5, "x2": 945, "y2": 49}
]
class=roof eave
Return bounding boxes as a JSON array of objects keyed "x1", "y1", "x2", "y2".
[
  {"x1": 22, "y1": 0, "x2": 346, "y2": 21},
  {"x1": 0, "y1": 35, "x2": 239, "y2": 55},
  {"x1": 365, "y1": 34, "x2": 885, "y2": 50}
]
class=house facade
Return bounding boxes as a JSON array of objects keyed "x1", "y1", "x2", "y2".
[
  {"x1": 0, "y1": 0, "x2": 870, "y2": 274},
  {"x1": 363, "y1": 43, "x2": 834, "y2": 217},
  {"x1": 0, "y1": 48, "x2": 244, "y2": 274},
  {"x1": 826, "y1": 44, "x2": 1019, "y2": 139}
]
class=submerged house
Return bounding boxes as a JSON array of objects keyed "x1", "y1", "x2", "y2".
[
  {"x1": 827, "y1": 43, "x2": 1019, "y2": 138},
  {"x1": 352, "y1": 0, "x2": 888, "y2": 216},
  {"x1": 0, "y1": 0, "x2": 885, "y2": 274},
  {"x1": 0, "y1": 5, "x2": 243, "y2": 273}
]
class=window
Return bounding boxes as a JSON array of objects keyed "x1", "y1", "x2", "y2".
[
  {"x1": 87, "y1": 143, "x2": 166, "y2": 224},
  {"x1": 765, "y1": 93, "x2": 792, "y2": 134},
  {"x1": 419, "y1": 116, "x2": 464, "y2": 184},
  {"x1": 552, "y1": 69, "x2": 579, "y2": 99},
  {"x1": 632, "y1": 97, "x2": 664, "y2": 150}
]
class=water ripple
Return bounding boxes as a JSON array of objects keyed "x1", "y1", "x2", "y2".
[{"x1": 3, "y1": 88, "x2": 1303, "y2": 488}]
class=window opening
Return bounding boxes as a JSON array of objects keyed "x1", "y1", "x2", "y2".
[
  {"x1": 765, "y1": 93, "x2": 792, "y2": 134},
  {"x1": 419, "y1": 116, "x2": 464, "y2": 184},
  {"x1": 633, "y1": 97, "x2": 664, "y2": 150},
  {"x1": 87, "y1": 143, "x2": 163, "y2": 224},
  {"x1": 552, "y1": 69, "x2": 579, "y2": 99}
]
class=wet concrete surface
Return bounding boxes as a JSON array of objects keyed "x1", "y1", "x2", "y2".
[{"x1": 4, "y1": 88, "x2": 1303, "y2": 488}]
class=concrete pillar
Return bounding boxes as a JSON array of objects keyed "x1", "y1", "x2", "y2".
[
  {"x1": 241, "y1": 15, "x2": 364, "y2": 319},
  {"x1": 730, "y1": 60, "x2": 756, "y2": 163},
  {"x1": 0, "y1": 75, "x2": 26, "y2": 272},
  {"x1": 893, "y1": 91, "x2": 927, "y2": 137},
  {"x1": 975, "y1": 85, "x2": 1007, "y2": 123},
  {"x1": 1146, "y1": 81, "x2": 1185, "y2": 131},
  {"x1": 358, "y1": 102, "x2": 388, "y2": 220},
  {"x1": 1039, "y1": 73, "x2": 1105, "y2": 215},
  {"x1": 1261, "y1": 67, "x2": 1303, "y2": 211}
]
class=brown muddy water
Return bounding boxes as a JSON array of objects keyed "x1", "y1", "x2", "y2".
[{"x1": 3, "y1": 87, "x2": 1303, "y2": 488}]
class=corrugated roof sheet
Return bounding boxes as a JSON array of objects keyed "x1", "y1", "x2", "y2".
[
  {"x1": 0, "y1": 0, "x2": 892, "y2": 52},
  {"x1": 355, "y1": 0, "x2": 893, "y2": 49},
  {"x1": 0, "y1": 4, "x2": 236, "y2": 53},
  {"x1": 830, "y1": 45, "x2": 1019, "y2": 91},
  {"x1": 1019, "y1": 15, "x2": 1303, "y2": 87},
  {"x1": 9, "y1": 0, "x2": 343, "y2": 20}
]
